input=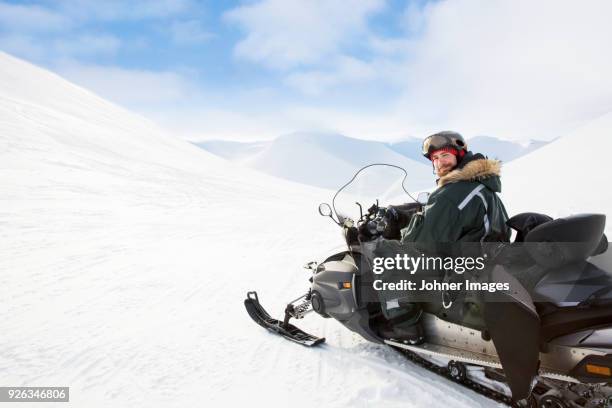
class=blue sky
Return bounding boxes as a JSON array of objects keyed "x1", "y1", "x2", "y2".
[{"x1": 1, "y1": 0, "x2": 612, "y2": 142}]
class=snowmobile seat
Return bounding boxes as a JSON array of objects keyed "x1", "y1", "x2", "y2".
[
  {"x1": 507, "y1": 212, "x2": 553, "y2": 242},
  {"x1": 539, "y1": 303, "x2": 612, "y2": 343},
  {"x1": 534, "y1": 257, "x2": 612, "y2": 342},
  {"x1": 524, "y1": 214, "x2": 606, "y2": 269}
]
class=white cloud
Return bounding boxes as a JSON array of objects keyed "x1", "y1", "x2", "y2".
[
  {"x1": 0, "y1": 33, "x2": 121, "y2": 64},
  {"x1": 168, "y1": 20, "x2": 214, "y2": 45},
  {"x1": 0, "y1": 0, "x2": 193, "y2": 34},
  {"x1": 55, "y1": 62, "x2": 195, "y2": 107},
  {"x1": 6, "y1": 0, "x2": 610, "y2": 145},
  {"x1": 224, "y1": 0, "x2": 385, "y2": 69},
  {"x1": 0, "y1": 2, "x2": 71, "y2": 33},
  {"x1": 366, "y1": 35, "x2": 411, "y2": 56},
  {"x1": 284, "y1": 55, "x2": 382, "y2": 95},
  {"x1": 154, "y1": 108, "x2": 299, "y2": 142},
  {"x1": 54, "y1": 34, "x2": 121, "y2": 57},
  {"x1": 378, "y1": 0, "x2": 612, "y2": 141},
  {"x1": 224, "y1": 0, "x2": 612, "y2": 141},
  {"x1": 50, "y1": 0, "x2": 195, "y2": 22},
  {"x1": 156, "y1": 101, "x2": 421, "y2": 143},
  {"x1": 219, "y1": 0, "x2": 612, "y2": 142},
  {"x1": 0, "y1": 35, "x2": 47, "y2": 61}
]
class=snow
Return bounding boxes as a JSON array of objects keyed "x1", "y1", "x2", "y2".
[
  {"x1": 0, "y1": 51, "x2": 500, "y2": 407},
  {"x1": 501, "y1": 111, "x2": 612, "y2": 236}
]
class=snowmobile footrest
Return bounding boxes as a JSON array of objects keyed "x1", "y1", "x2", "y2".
[{"x1": 244, "y1": 291, "x2": 325, "y2": 347}]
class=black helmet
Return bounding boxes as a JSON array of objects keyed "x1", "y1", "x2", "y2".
[{"x1": 422, "y1": 131, "x2": 467, "y2": 160}]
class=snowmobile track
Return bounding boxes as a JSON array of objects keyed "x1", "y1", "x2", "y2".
[{"x1": 392, "y1": 346, "x2": 531, "y2": 407}]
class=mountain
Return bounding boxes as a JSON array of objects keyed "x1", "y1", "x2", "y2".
[
  {"x1": 197, "y1": 132, "x2": 434, "y2": 191},
  {"x1": 386, "y1": 138, "x2": 430, "y2": 164},
  {"x1": 242, "y1": 131, "x2": 434, "y2": 191},
  {"x1": 466, "y1": 136, "x2": 549, "y2": 162},
  {"x1": 387, "y1": 136, "x2": 549, "y2": 164},
  {"x1": 1, "y1": 51, "x2": 496, "y2": 408},
  {"x1": 196, "y1": 135, "x2": 549, "y2": 192}
]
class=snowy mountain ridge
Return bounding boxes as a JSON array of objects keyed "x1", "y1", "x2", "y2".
[
  {"x1": 198, "y1": 131, "x2": 435, "y2": 191},
  {"x1": 196, "y1": 133, "x2": 549, "y2": 191}
]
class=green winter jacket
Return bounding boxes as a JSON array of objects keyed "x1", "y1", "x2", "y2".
[{"x1": 400, "y1": 153, "x2": 510, "y2": 255}]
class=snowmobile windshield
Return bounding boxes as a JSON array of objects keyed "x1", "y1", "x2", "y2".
[{"x1": 332, "y1": 164, "x2": 418, "y2": 221}]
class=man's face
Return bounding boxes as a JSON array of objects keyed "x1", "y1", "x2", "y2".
[{"x1": 431, "y1": 151, "x2": 457, "y2": 177}]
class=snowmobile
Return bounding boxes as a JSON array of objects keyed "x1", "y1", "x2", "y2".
[{"x1": 245, "y1": 164, "x2": 612, "y2": 408}]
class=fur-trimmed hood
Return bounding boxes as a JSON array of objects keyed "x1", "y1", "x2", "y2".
[{"x1": 437, "y1": 157, "x2": 502, "y2": 191}]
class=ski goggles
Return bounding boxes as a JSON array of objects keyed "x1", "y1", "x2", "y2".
[{"x1": 422, "y1": 133, "x2": 466, "y2": 158}]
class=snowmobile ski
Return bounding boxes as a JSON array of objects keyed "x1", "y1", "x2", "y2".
[{"x1": 244, "y1": 291, "x2": 325, "y2": 347}]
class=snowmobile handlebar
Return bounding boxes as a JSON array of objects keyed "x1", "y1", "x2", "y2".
[
  {"x1": 320, "y1": 197, "x2": 422, "y2": 245},
  {"x1": 356, "y1": 200, "x2": 423, "y2": 242}
]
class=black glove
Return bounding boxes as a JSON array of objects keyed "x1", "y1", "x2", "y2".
[
  {"x1": 383, "y1": 203, "x2": 422, "y2": 240},
  {"x1": 358, "y1": 220, "x2": 375, "y2": 242}
]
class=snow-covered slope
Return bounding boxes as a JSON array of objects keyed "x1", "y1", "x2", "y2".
[
  {"x1": 0, "y1": 51, "x2": 496, "y2": 408},
  {"x1": 502, "y1": 112, "x2": 612, "y2": 235}
]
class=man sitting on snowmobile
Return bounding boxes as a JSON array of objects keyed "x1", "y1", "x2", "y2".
[
  {"x1": 401, "y1": 130, "x2": 511, "y2": 246},
  {"x1": 376, "y1": 131, "x2": 511, "y2": 343}
]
